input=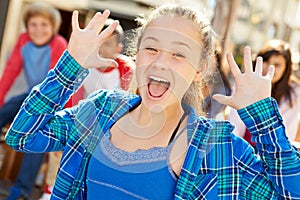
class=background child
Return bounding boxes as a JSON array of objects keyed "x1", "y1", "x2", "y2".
[
  {"x1": 0, "y1": 2, "x2": 82, "y2": 199},
  {"x1": 0, "y1": 2, "x2": 66, "y2": 129}
]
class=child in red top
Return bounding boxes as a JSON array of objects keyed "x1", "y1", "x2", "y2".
[{"x1": 0, "y1": 2, "x2": 83, "y2": 130}]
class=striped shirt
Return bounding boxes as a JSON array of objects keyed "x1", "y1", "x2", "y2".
[{"x1": 5, "y1": 51, "x2": 300, "y2": 199}]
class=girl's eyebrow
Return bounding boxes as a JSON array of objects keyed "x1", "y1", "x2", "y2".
[
  {"x1": 143, "y1": 36, "x2": 159, "y2": 42},
  {"x1": 172, "y1": 41, "x2": 191, "y2": 50},
  {"x1": 143, "y1": 36, "x2": 191, "y2": 50}
]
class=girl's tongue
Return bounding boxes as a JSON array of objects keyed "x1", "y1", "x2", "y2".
[{"x1": 148, "y1": 79, "x2": 170, "y2": 98}]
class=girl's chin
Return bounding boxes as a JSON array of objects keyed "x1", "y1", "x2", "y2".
[
  {"x1": 141, "y1": 92, "x2": 182, "y2": 113},
  {"x1": 148, "y1": 104, "x2": 165, "y2": 113}
]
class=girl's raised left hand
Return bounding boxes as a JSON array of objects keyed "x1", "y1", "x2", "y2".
[{"x1": 213, "y1": 46, "x2": 275, "y2": 110}]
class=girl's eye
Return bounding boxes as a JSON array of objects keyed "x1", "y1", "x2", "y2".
[
  {"x1": 172, "y1": 52, "x2": 185, "y2": 58},
  {"x1": 145, "y1": 47, "x2": 158, "y2": 52}
]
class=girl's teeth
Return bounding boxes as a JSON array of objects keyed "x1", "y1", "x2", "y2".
[{"x1": 149, "y1": 76, "x2": 169, "y2": 83}]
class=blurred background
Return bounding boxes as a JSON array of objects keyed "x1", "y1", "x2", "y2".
[{"x1": 2, "y1": 0, "x2": 300, "y2": 74}]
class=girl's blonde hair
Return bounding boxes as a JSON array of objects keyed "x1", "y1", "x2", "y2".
[
  {"x1": 133, "y1": 4, "x2": 217, "y2": 115},
  {"x1": 23, "y1": 2, "x2": 62, "y2": 34}
]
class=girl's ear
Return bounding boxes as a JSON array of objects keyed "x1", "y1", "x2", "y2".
[
  {"x1": 193, "y1": 63, "x2": 208, "y2": 82},
  {"x1": 193, "y1": 71, "x2": 201, "y2": 82}
]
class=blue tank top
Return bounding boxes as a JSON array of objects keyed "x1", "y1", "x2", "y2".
[{"x1": 86, "y1": 132, "x2": 178, "y2": 199}]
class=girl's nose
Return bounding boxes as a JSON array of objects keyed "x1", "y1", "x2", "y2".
[
  {"x1": 153, "y1": 51, "x2": 170, "y2": 70},
  {"x1": 153, "y1": 62, "x2": 168, "y2": 70}
]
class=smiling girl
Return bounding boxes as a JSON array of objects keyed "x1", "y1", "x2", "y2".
[{"x1": 5, "y1": 4, "x2": 300, "y2": 199}]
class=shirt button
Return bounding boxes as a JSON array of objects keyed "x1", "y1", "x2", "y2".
[
  {"x1": 78, "y1": 78, "x2": 83, "y2": 82},
  {"x1": 82, "y1": 73, "x2": 88, "y2": 77}
]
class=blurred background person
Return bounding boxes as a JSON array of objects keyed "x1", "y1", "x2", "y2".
[
  {"x1": 0, "y1": 2, "x2": 67, "y2": 130},
  {"x1": 0, "y1": 2, "x2": 83, "y2": 200}
]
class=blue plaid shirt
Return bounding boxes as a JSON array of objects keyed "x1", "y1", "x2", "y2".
[{"x1": 5, "y1": 51, "x2": 300, "y2": 199}]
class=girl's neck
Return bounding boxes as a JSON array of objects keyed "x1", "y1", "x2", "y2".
[
  {"x1": 116, "y1": 103, "x2": 184, "y2": 140},
  {"x1": 135, "y1": 103, "x2": 184, "y2": 127},
  {"x1": 110, "y1": 103, "x2": 186, "y2": 151}
]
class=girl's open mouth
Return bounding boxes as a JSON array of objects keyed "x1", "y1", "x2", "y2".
[{"x1": 147, "y1": 75, "x2": 170, "y2": 98}]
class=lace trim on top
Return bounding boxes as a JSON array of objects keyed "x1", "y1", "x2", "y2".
[{"x1": 100, "y1": 133, "x2": 171, "y2": 166}]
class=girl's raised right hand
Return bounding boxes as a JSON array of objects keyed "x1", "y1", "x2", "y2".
[{"x1": 68, "y1": 10, "x2": 119, "y2": 69}]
